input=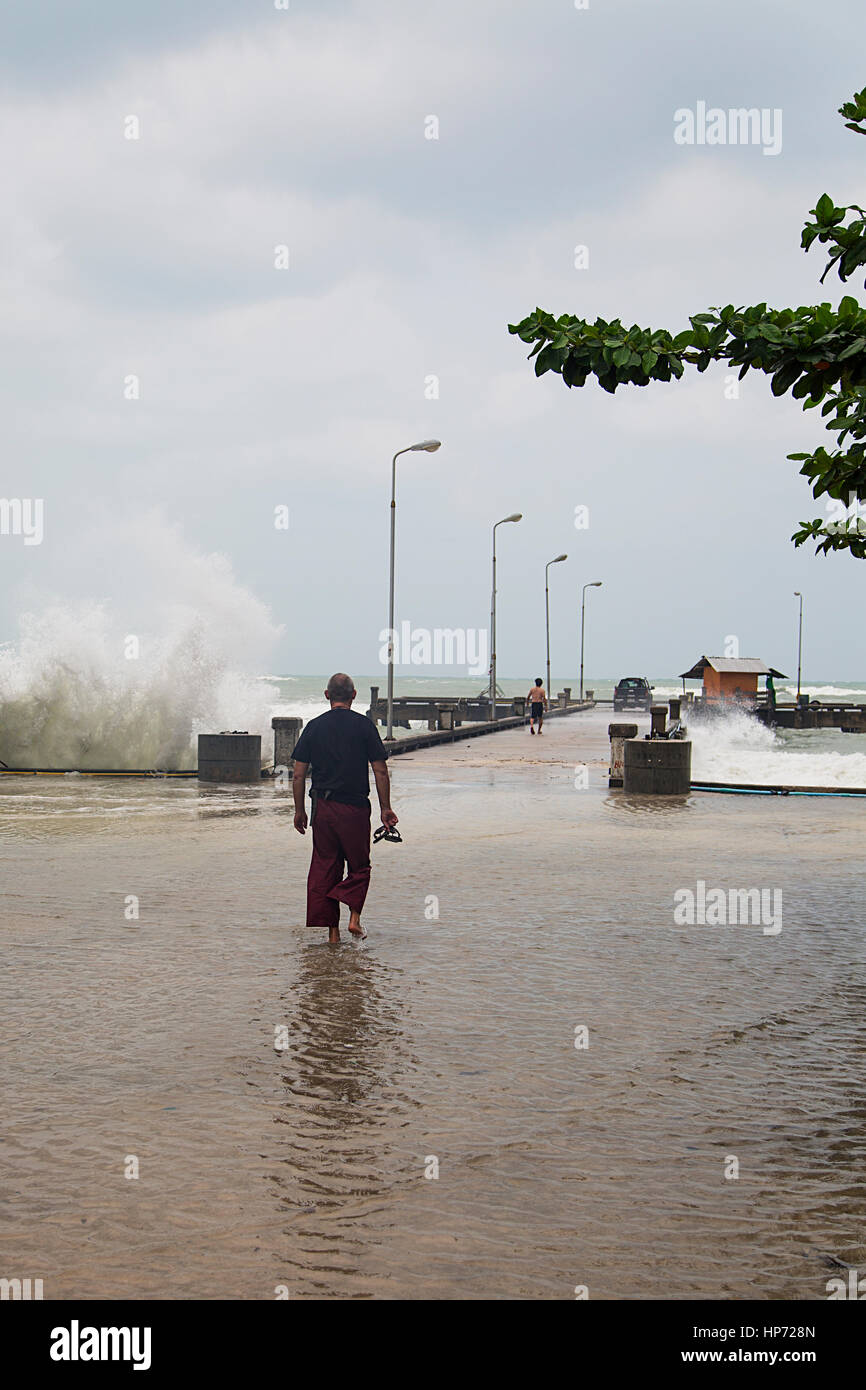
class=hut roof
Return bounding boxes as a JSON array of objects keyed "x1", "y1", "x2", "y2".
[{"x1": 678, "y1": 655, "x2": 787, "y2": 679}]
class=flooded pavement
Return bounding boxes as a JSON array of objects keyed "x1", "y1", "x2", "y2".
[{"x1": 1, "y1": 710, "x2": 864, "y2": 1299}]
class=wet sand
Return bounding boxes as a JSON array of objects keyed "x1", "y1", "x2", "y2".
[{"x1": 2, "y1": 710, "x2": 864, "y2": 1299}]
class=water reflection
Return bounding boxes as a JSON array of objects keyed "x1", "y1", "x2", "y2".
[
  {"x1": 195, "y1": 785, "x2": 285, "y2": 820},
  {"x1": 604, "y1": 791, "x2": 695, "y2": 816},
  {"x1": 271, "y1": 943, "x2": 418, "y2": 1295}
]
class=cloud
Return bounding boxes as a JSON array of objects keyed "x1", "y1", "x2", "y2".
[{"x1": 1, "y1": 0, "x2": 864, "y2": 677}]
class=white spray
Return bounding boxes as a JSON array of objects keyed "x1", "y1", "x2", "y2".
[
  {"x1": 0, "y1": 519, "x2": 283, "y2": 770},
  {"x1": 690, "y1": 706, "x2": 866, "y2": 788}
]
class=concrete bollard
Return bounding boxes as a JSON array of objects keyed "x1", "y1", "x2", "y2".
[
  {"x1": 272, "y1": 717, "x2": 302, "y2": 772},
  {"x1": 198, "y1": 732, "x2": 262, "y2": 783},
  {"x1": 623, "y1": 738, "x2": 691, "y2": 794},
  {"x1": 668, "y1": 697, "x2": 682, "y2": 722},
  {"x1": 650, "y1": 704, "x2": 668, "y2": 738},
  {"x1": 586, "y1": 689, "x2": 594, "y2": 702},
  {"x1": 608, "y1": 723, "x2": 638, "y2": 786}
]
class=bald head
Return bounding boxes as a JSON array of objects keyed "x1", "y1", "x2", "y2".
[{"x1": 326, "y1": 672, "x2": 355, "y2": 706}]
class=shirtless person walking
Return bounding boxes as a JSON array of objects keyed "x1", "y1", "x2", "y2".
[{"x1": 527, "y1": 677, "x2": 548, "y2": 735}]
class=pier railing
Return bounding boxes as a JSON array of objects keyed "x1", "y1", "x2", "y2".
[
  {"x1": 758, "y1": 701, "x2": 866, "y2": 731},
  {"x1": 366, "y1": 686, "x2": 593, "y2": 733},
  {"x1": 689, "y1": 693, "x2": 866, "y2": 732}
]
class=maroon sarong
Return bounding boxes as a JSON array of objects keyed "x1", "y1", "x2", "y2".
[{"x1": 306, "y1": 797, "x2": 372, "y2": 928}]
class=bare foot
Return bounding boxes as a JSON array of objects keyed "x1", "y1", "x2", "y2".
[
  {"x1": 328, "y1": 927, "x2": 340, "y2": 945},
  {"x1": 348, "y1": 911, "x2": 367, "y2": 940}
]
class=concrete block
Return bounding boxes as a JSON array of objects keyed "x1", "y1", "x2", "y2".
[
  {"x1": 623, "y1": 738, "x2": 691, "y2": 794},
  {"x1": 198, "y1": 733, "x2": 262, "y2": 783}
]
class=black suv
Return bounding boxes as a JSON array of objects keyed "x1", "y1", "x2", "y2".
[{"x1": 613, "y1": 677, "x2": 653, "y2": 712}]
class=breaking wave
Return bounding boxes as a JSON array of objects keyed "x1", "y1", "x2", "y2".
[
  {"x1": 689, "y1": 707, "x2": 866, "y2": 788},
  {"x1": 0, "y1": 520, "x2": 282, "y2": 770}
]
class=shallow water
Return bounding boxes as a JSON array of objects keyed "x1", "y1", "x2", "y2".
[{"x1": 2, "y1": 712, "x2": 864, "y2": 1299}]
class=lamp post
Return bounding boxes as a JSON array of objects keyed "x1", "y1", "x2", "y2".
[
  {"x1": 579, "y1": 581, "x2": 603, "y2": 702},
  {"x1": 794, "y1": 591, "x2": 804, "y2": 701},
  {"x1": 489, "y1": 513, "x2": 522, "y2": 720},
  {"x1": 386, "y1": 439, "x2": 441, "y2": 740},
  {"x1": 544, "y1": 553, "x2": 568, "y2": 698}
]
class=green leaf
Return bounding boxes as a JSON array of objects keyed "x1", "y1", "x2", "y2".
[
  {"x1": 815, "y1": 193, "x2": 836, "y2": 224},
  {"x1": 771, "y1": 362, "x2": 801, "y2": 396},
  {"x1": 562, "y1": 357, "x2": 587, "y2": 388},
  {"x1": 838, "y1": 336, "x2": 866, "y2": 360}
]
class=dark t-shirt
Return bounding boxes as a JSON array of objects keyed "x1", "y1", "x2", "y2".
[{"x1": 291, "y1": 708, "x2": 389, "y2": 807}]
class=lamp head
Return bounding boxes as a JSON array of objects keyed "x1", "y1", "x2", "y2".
[
  {"x1": 505, "y1": 512, "x2": 522, "y2": 523},
  {"x1": 410, "y1": 439, "x2": 441, "y2": 452},
  {"x1": 553, "y1": 553, "x2": 567, "y2": 563}
]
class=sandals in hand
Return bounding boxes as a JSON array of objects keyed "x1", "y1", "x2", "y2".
[{"x1": 373, "y1": 823, "x2": 403, "y2": 844}]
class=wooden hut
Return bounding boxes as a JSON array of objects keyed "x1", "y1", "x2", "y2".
[{"x1": 678, "y1": 656, "x2": 787, "y2": 704}]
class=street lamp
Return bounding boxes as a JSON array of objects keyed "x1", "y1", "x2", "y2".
[
  {"x1": 544, "y1": 554, "x2": 568, "y2": 698},
  {"x1": 794, "y1": 591, "x2": 804, "y2": 702},
  {"x1": 386, "y1": 439, "x2": 442, "y2": 740},
  {"x1": 579, "y1": 581, "x2": 603, "y2": 702},
  {"x1": 489, "y1": 513, "x2": 523, "y2": 721}
]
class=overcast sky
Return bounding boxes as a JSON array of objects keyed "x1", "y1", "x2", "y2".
[{"x1": 2, "y1": 0, "x2": 864, "y2": 681}]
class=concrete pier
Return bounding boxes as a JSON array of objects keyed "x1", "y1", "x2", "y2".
[
  {"x1": 367, "y1": 686, "x2": 591, "y2": 731},
  {"x1": 197, "y1": 733, "x2": 262, "y2": 783},
  {"x1": 383, "y1": 698, "x2": 593, "y2": 756},
  {"x1": 755, "y1": 701, "x2": 866, "y2": 732}
]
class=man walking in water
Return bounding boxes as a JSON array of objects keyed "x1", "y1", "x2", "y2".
[
  {"x1": 527, "y1": 676, "x2": 548, "y2": 735},
  {"x1": 292, "y1": 674, "x2": 398, "y2": 943}
]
